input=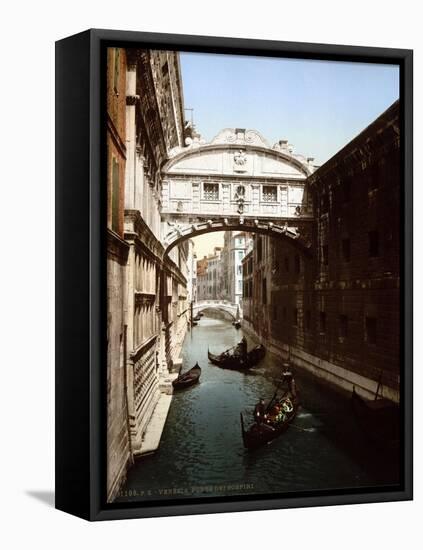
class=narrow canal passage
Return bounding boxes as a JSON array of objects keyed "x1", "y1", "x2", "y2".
[{"x1": 119, "y1": 316, "x2": 399, "y2": 502}]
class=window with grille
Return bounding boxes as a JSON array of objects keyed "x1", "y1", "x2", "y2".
[
  {"x1": 322, "y1": 244, "x2": 329, "y2": 266},
  {"x1": 262, "y1": 278, "x2": 267, "y2": 305},
  {"x1": 305, "y1": 310, "x2": 311, "y2": 331},
  {"x1": 257, "y1": 237, "x2": 262, "y2": 263},
  {"x1": 319, "y1": 311, "x2": 326, "y2": 334},
  {"x1": 342, "y1": 178, "x2": 351, "y2": 203},
  {"x1": 295, "y1": 254, "x2": 301, "y2": 274},
  {"x1": 262, "y1": 185, "x2": 277, "y2": 202},
  {"x1": 365, "y1": 316, "x2": 377, "y2": 344},
  {"x1": 368, "y1": 231, "x2": 379, "y2": 257},
  {"x1": 342, "y1": 238, "x2": 351, "y2": 262},
  {"x1": 203, "y1": 183, "x2": 219, "y2": 200},
  {"x1": 321, "y1": 193, "x2": 329, "y2": 213},
  {"x1": 339, "y1": 314, "x2": 348, "y2": 338}
]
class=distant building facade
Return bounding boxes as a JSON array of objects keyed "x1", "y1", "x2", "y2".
[
  {"x1": 243, "y1": 101, "x2": 400, "y2": 403},
  {"x1": 196, "y1": 247, "x2": 222, "y2": 301},
  {"x1": 221, "y1": 231, "x2": 249, "y2": 307}
]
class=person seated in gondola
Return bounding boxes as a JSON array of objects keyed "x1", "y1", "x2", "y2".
[
  {"x1": 267, "y1": 402, "x2": 281, "y2": 424},
  {"x1": 254, "y1": 398, "x2": 266, "y2": 424},
  {"x1": 235, "y1": 336, "x2": 248, "y2": 359}
]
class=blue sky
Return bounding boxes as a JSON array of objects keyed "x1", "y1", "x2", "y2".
[{"x1": 180, "y1": 52, "x2": 399, "y2": 166}]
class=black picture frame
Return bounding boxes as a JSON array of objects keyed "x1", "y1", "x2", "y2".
[{"x1": 55, "y1": 28, "x2": 413, "y2": 521}]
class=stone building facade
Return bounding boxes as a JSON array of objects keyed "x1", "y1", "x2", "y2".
[
  {"x1": 242, "y1": 101, "x2": 400, "y2": 403},
  {"x1": 107, "y1": 48, "x2": 190, "y2": 502},
  {"x1": 221, "y1": 231, "x2": 250, "y2": 307},
  {"x1": 106, "y1": 47, "x2": 131, "y2": 503},
  {"x1": 196, "y1": 247, "x2": 222, "y2": 301}
]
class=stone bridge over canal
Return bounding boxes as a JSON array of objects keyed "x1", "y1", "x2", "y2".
[
  {"x1": 160, "y1": 127, "x2": 317, "y2": 256},
  {"x1": 192, "y1": 300, "x2": 240, "y2": 320}
]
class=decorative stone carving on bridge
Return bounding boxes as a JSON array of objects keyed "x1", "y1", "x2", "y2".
[
  {"x1": 161, "y1": 127, "x2": 316, "y2": 222},
  {"x1": 211, "y1": 128, "x2": 271, "y2": 148},
  {"x1": 233, "y1": 149, "x2": 248, "y2": 173}
]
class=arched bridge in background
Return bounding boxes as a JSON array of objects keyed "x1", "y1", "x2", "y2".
[{"x1": 192, "y1": 300, "x2": 240, "y2": 321}]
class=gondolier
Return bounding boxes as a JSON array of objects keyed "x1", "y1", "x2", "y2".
[
  {"x1": 240, "y1": 380, "x2": 300, "y2": 450},
  {"x1": 254, "y1": 398, "x2": 266, "y2": 424},
  {"x1": 208, "y1": 343, "x2": 265, "y2": 370},
  {"x1": 234, "y1": 336, "x2": 248, "y2": 358}
]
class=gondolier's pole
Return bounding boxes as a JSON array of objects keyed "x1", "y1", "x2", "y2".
[
  {"x1": 266, "y1": 378, "x2": 285, "y2": 413},
  {"x1": 375, "y1": 371, "x2": 383, "y2": 400}
]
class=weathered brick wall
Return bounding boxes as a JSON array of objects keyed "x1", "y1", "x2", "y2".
[{"x1": 244, "y1": 101, "x2": 401, "y2": 395}]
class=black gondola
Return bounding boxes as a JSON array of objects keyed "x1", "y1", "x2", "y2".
[
  {"x1": 240, "y1": 390, "x2": 300, "y2": 450},
  {"x1": 351, "y1": 386, "x2": 400, "y2": 448},
  {"x1": 232, "y1": 320, "x2": 241, "y2": 329},
  {"x1": 193, "y1": 313, "x2": 202, "y2": 322},
  {"x1": 208, "y1": 343, "x2": 265, "y2": 370},
  {"x1": 172, "y1": 363, "x2": 201, "y2": 390}
]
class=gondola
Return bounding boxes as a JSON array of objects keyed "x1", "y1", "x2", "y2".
[
  {"x1": 172, "y1": 363, "x2": 201, "y2": 390},
  {"x1": 232, "y1": 320, "x2": 241, "y2": 329},
  {"x1": 351, "y1": 386, "x2": 400, "y2": 448},
  {"x1": 193, "y1": 313, "x2": 202, "y2": 322},
  {"x1": 191, "y1": 321, "x2": 198, "y2": 327},
  {"x1": 208, "y1": 344, "x2": 265, "y2": 370},
  {"x1": 240, "y1": 390, "x2": 300, "y2": 450}
]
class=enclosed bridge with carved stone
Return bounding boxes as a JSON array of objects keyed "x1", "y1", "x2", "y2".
[{"x1": 160, "y1": 128, "x2": 317, "y2": 255}]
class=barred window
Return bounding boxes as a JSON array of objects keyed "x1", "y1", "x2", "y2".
[
  {"x1": 342, "y1": 238, "x2": 351, "y2": 262},
  {"x1": 319, "y1": 311, "x2": 326, "y2": 334},
  {"x1": 365, "y1": 316, "x2": 377, "y2": 344},
  {"x1": 368, "y1": 231, "x2": 379, "y2": 257},
  {"x1": 203, "y1": 183, "x2": 219, "y2": 200},
  {"x1": 339, "y1": 314, "x2": 348, "y2": 338},
  {"x1": 262, "y1": 185, "x2": 277, "y2": 202},
  {"x1": 305, "y1": 310, "x2": 311, "y2": 331},
  {"x1": 262, "y1": 278, "x2": 267, "y2": 305}
]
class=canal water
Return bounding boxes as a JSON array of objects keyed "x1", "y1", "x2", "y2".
[{"x1": 118, "y1": 316, "x2": 399, "y2": 503}]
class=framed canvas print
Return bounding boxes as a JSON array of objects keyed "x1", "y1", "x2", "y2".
[{"x1": 55, "y1": 29, "x2": 413, "y2": 521}]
